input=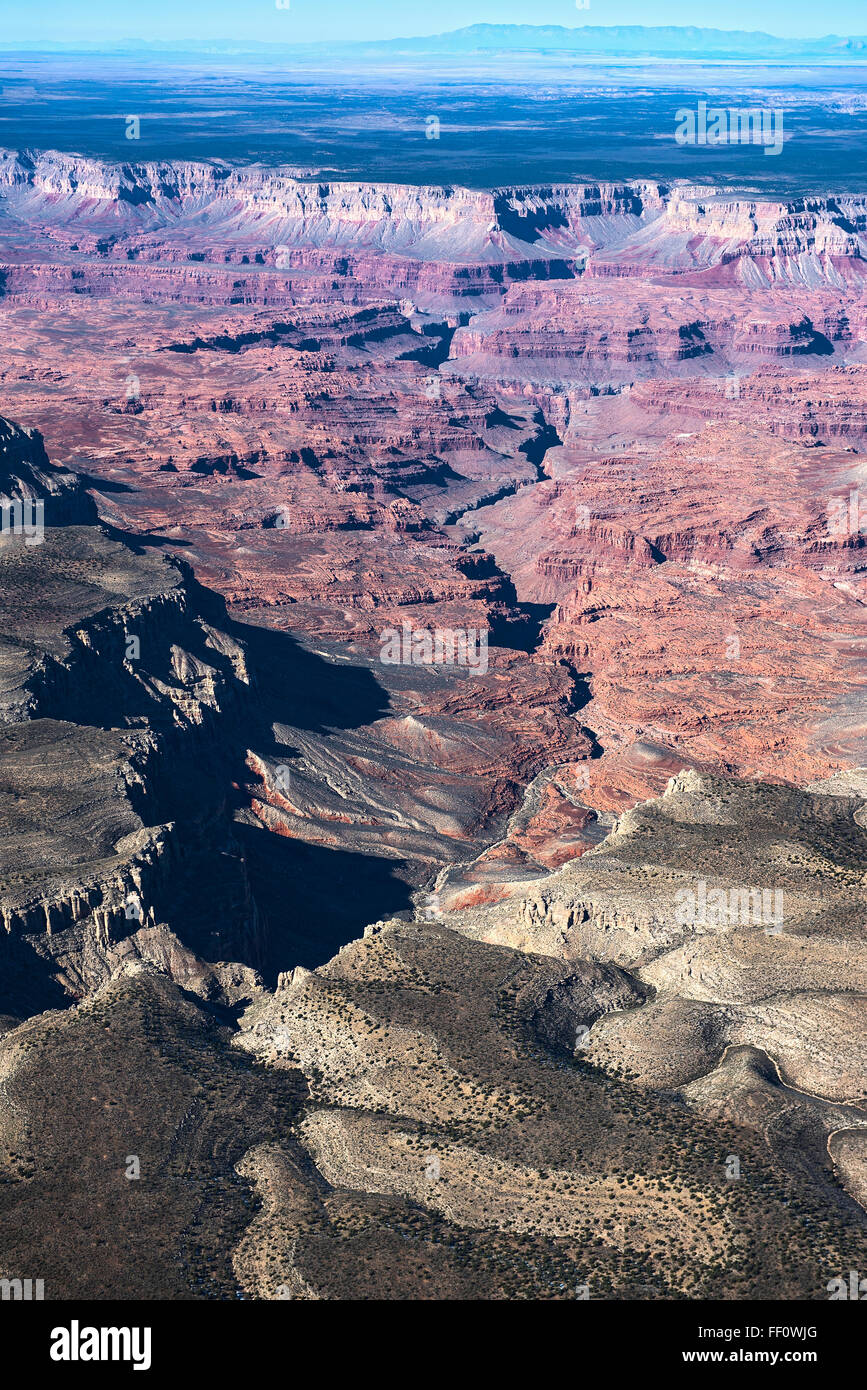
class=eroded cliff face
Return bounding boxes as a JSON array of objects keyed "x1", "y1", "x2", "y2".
[
  {"x1": 2, "y1": 151, "x2": 866, "y2": 287},
  {"x1": 0, "y1": 418, "x2": 269, "y2": 1012},
  {"x1": 0, "y1": 416, "x2": 96, "y2": 527}
]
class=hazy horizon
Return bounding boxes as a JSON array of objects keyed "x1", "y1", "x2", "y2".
[{"x1": 3, "y1": 9, "x2": 867, "y2": 47}]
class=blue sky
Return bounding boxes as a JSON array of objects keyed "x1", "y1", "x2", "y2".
[{"x1": 2, "y1": 1, "x2": 866, "y2": 45}]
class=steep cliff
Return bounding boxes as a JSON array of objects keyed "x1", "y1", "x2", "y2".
[{"x1": 0, "y1": 416, "x2": 265, "y2": 1011}]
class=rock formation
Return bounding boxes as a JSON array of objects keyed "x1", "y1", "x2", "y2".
[{"x1": 0, "y1": 151, "x2": 864, "y2": 1300}]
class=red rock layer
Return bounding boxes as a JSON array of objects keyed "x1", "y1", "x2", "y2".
[{"x1": 1, "y1": 151, "x2": 865, "y2": 882}]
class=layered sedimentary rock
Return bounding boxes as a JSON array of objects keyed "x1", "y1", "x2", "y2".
[
  {"x1": 0, "y1": 152, "x2": 866, "y2": 1300},
  {"x1": 1, "y1": 154, "x2": 864, "y2": 834}
]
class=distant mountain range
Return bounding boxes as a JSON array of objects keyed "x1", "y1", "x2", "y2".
[
  {"x1": 364, "y1": 25, "x2": 867, "y2": 59},
  {"x1": 3, "y1": 25, "x2": 867, "y2": 61}
]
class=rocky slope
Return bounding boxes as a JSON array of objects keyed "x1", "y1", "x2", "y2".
[
  {"x1": 0, "y1": 418, "x2": 268, "y2": 1017},
  {"x1": 3, "y1": 766, "x2": 863, "y2": 1300}
]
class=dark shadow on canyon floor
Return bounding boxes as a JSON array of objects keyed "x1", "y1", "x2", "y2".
[
  {"x1": 0, "y1": 933, "x2": 71, "y2": 1022},
  {"x1": 236, "y1": 823, "x2": 413, "y2": 980},
  {"x1": 154, "y1": 585, "x2": 402, "y2": 973}
]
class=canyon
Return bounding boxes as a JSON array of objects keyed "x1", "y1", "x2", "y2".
[{"x1": 0, "y1": 148, "x2": 865, "y2": 1299}]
